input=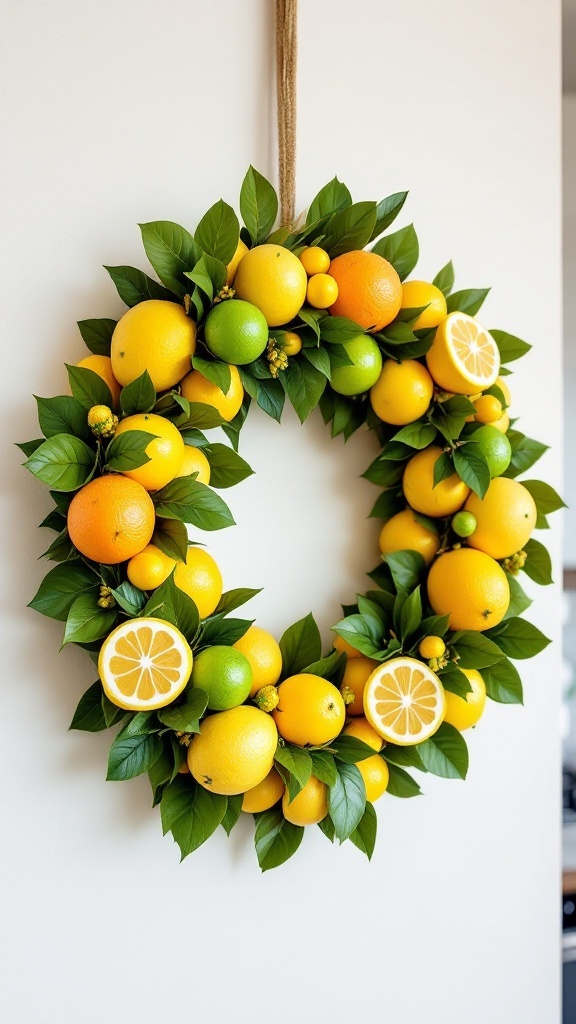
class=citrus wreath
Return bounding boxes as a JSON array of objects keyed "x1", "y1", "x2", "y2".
[{"x1": 20, "y1": 168, "x2": 563, "y2": 870}]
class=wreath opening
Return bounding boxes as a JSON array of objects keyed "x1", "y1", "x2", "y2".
[{"x1": 20, "y1": 167, "x2": 563, "y2": 870}]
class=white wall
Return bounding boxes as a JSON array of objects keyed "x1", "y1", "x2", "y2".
[
  {"x1": 564, "y1": 94, "x2": 576, "y2": 565},
  {"x1": 0, "y1": 2, "x2": 563, "y2": 1022}
]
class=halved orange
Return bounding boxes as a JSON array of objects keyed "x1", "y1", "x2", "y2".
[
  {"x1": 426, "y1": 312, "x2": 500, "y2": 394},
  {"x1": 363, "y1": 657, "x2": 445, "y2": 745},
  {"x1": 98, "y1": 617, "x2": 192, "y2": 711}
]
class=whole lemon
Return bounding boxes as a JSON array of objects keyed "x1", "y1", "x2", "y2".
[
  {"x1": 402, "y1": 446, "x2": 470, "y2": 517},
  {"x1": 180, "y1": 365, "x2": 244, "y2": 422},
  {"x1": 241, "y1": 768, "x2": 284, "y2": 813},
  {"x1": 174, "y1": 547, "x2": 222, "y2": 620},
  {"x1": 234, "y1": 244, "x2": 308, "y2": 326},
  {"x1": 427, "y1": 548, "x2": 510, "y2": 631},
  {"x1": 464, "y1": 477, "x2": 537, "y2": 559},
  {"x1": 114, "y1": 413, "x2": 185, "y2": 491},
  {"x1": 273, "y1": 674, "x2": 346, "y2": 746},
  {"x1": 370, "y1": 358, "x2": 434, "y2": 425},
  {"x1": 282, "y1": 776, "x2": 328, "y2": 826},
  {"x1": 175, "y1": 445, "x2": 211, "y2": 484},
  {"x1": 356, "y1": 754, "x2": 389, "y2": 802},
  {"x1": 111, "y1": 299, "x2": 196, "y2": 392},
  {"x1": 188, "y1": 706, "x2": 278, "y2": 795},
  {"x1": 379, "y1": 509, "x2": 439, "y2": 565},
  {"x1": 400, "y1": 280, "x2": 447, "y2": 330},
  {"x1": 340, "y1": 656, "x2": 380, "y2": 717},
  {"x1": 233, "y1": 625, "x2": 282, "y2": 697},
  {"x1": 226, "y1": 238, "x2": 249, "y2": 285},
  {"x1": 77, "y1": 355, "x2": 121, "y2": 408},
  {"x1": 127, "y1": 543, "x2": 175, "y2": 591},
  {"x1": 443, "y1": 669, "x2": 486, "y2": 730}
]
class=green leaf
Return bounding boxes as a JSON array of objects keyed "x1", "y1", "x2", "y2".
[
  {"x1": 323, "y1": 202, "x2": 377, "y2": 258},
  {"x1": 274, "y1": 745, "x2": 313, "y2": 800},
  {"x1": 279, "y1": 613, "x2": 322, "y2": 677},
  {"x1": 319, "y1": 314, "x2": 365, "y2": 344},
  {"x1": 280, "y1": 359, "x2": 326, "y2": 423},
  {"x1": 302, "y1": 345, "x2": 331, "y2": 379},
  {"x1": 143, "y1": 572, "x2": 199, "y2": 643},
  {"x1": 439, "y1": 664, "x2": 474, "y2": 698},
  {"x1": 104, "y1": 265, "x2": 174, "y2": 306},
  {"x1": 490, "y1": 329, "x2": 532, "y2": 363},
  {"x1": 385, "y1": 762, "x2": 421, "y2": 797},
  {"x1": 317, "y1": 816, "x2": 336, "y2": 841},
  {"x1": 240, "y1": 166, "x2": 278, "y2": 244},
  {"x1": 24, "y1": 434, "x2": 96, "y2": 492},
  {"x1": 301, "y1": 650, "x2": 346, "y2": 684},
  {"x1": 309, "y1": 750, "x2": 338, "y2": 786},
  {"x1": 16, "y1": 438, "x2": 44, "y2": 457},
  {"x1": 446, "y1": 288, "x2": 490, "y2": 316},
  {"x1": 430, "y1": 396, "x2": 475, "y2": 443},
  {"x1": 385, "y1": 550, "x2": 425, "y2": 593},
  {"x1": 522, "y1": 538, "x2": 553, "y2": 585},
  {"x1": 432, "y1": 260, "x2": 455, "y2": 297},
  {"x1": 40, "y1": 527, "x2": 74, "y2": 562},
  {"x1": 504, "y1": 574, "x2": 532, "y2": 618},
  {"x1": 372, "y1": 224, "x2": 419, "y2": 281},
  {"x1": 380, "y1": 744, "x2": 426, "y2": 770},
  {"x1": 110, "y1": 580, "x2": 146, "y2": 616},
  {"x1": 39, "y1": 509, "x2": 66, "y2": 532},
  {"x1": 77, "y1": 318, "x2": 116, "y2": 356},
  {"x1": 117, "y1": 711, "x2": 158, "y2": 738},
  {"x1": 369, "y1": 488, "x2": 405, "y2": 521},
  {"x1": 148, "y1": 743, "x2": 174, "y2": 804},
  {"x1": 62, "y1": 592, "x2": 116, "y2": 646},
  {"x1": 153, "y1": 477, "x2": 235, "y2": 531},
  {"x1": 239, "y1": 372, "x2": 285, "y2": 423},
  {"x1": 170, "y1": 783, "x2": 227, "y2": 858},
  {"x1": 35, "y1": 395, "x2": 91, "y2": 442},
  {"x1": 204, "y1": 443, "x2": 253, "y2": 488},
  {"x1": 392, "y1": 421, "x2": 437, "y2": 449},
  {"x1": 453, "y1": 446, "x2": 491, "y2": 499},
  {"x1": 370, "y1": 192, "x2": 409, "y2": 241},
  {"x1": 221, "y1": 793, "x2": 244, "y2": 835},
  {"x1": 195, "y1": 199, "x2": 239, "y2": 264},
  {"x1": 482, "y1": 657, "x2": 523, "y2": 704},
  {"x1": 101, "y1": 692, "x2": 125, "y2": 728},
  {"x1": 417, "y1": 722, "x2": 468, "y2": 780},
  {"x1": 484, "y1": 617, "x2": 550, "y2": 659},
  {"x1": 399, "y1": 586, "x2": 422, "y2": 641},
  {"x1": 328, "y1": 762, "x2": 366, "y2": 842},
  {"x1": 152, "y1": 518, "x2": 189, "y2": 562},
  {"x1": 307, "y1": 177, "x2": 352, "y2": 223},
  {"x1": 503, "y1": 430, "x2": 548, "y2": 478},
  {"x1": 157, "y1": 689, "x2": 208, "y2": 732},
  {"x1": 214, "y1": 587, "x2": 262, "y2": 616},
  {"x1": 119, "y1": 370, "x2": 156, "y2": 416},
  {"x1": 521, "y1": 479, "x2": 565, "y2": 528},
  {"x1": 331, "y1": 613, "x2": 382, "y2": 658},
  {"x1": 139, "y1": 221, "x2": 200, "y2": 297},
  {"x1": 106, "y1": 731, "x2": 163, "y2": 781},
  {"x1": 69, "y1": 682, "x2": 108, "y2": 732},
  {"x1": 66, "y1": 363, "x2": 114, "y2": 411},
  {"x1": 191, "y1": 356, "x2": 231, "y2": 395},
  {"x1": 29, "y1": 562, "x2": 97, "y2": 621},
  {"x1": 105, "y1": 429, "x2": 153, "y2": 472},
  {"x1": 254, "y1": 807, "x2": 304, "y2": 871},
  {"x1": 349, "y1": 802, "x2": 378, "y2": 860},
  {"x1": 330, "y1": 736, "x2": 377, "y2": 764},
  {"x1": 450, "y1": 631, "x2": 506, "y2": 668},
  {"x1": 198, "y1": 615, "x2": 253, "y2": 647}
]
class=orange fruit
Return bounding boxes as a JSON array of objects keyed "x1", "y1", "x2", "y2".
[
  {"x1": 98, "y1": 617, "x2": 192, "y2": 711},
  {"x1": 174, "y1": 547, "x2": 222, "y2": 619},
  {"x1": 299, "y1": 246, "x2": 330, "y2": 275},
  {"x1": 341, "y1": 656, "x2": 380, "y2": 717},
  {"x1": 363, "y1": 657, "x2": 446, "y2": 745},
  {"x1": 188, "y1": 706, "x2": 278, "y2": 796},
  {"x1": 427, "y1": 548, "x2": 510, "y2": 631},
  {"x1": 378, "y1": 509, "x2": 440, "y2": 565},
  {"x1": 272, "y1": 674, "x2": 346, "y2": 746},
  {"x1": 233, "y1": 244, "x2": 308, "y2": 326},
  {"x1": 400, "y1": 281, "x2": 447, "y2": 330},
  {"x1": 343, "y1": 716, "x2": 383, "y2": 752},
  {"x1": 180, "y1": 365, "x2": 244, "y2": 422},
  {"x1": 175, "y1": 445, "x2": 211, "y2": 484},
  {"x1": 426, "y1": 313, "x2": 500, "y2": 394},
  {"x1": 306, "y1": 273, "x2": 339, "y2": 309},
  {"x1": 111, "y1": 299, "x2": 196, "y2": 392},
  {"x1": 370, "y1": 358, "x2": 434, "y2": 425},
  {"x1": 241, "y1": 768, "x2": 284, "y2": 813},
  {"x1": 356, "y1": 755, "x2": 389, "y2": 802},
  {"x1": 114, "y1": 413, "x2": 185, "y2": 491},
  {"x1": 226, "y1": 238, "x2": 249, "y2": 285},
  {"x1": 77, "y1": 355, "x2": 121, "y2": 408},
  {"x1": 402, "y1": 446, "x2": 470, "y2": 517},
  {"x1": 282, "y1": 776, "x2": 328, "y2": 826},
  {"x1": 126, "y1": 543, "x2": 175, "y2": 590},
  {"x1": 67, "y1": 475, "x2": 154, "y2": 564},
  {"x1": 328, "y1": 250, "x2": 402, "y2": 332},
  {"x1": 233, "y1": 625, "x2": 283, "y2": 697},
  {"x1": 443, "y1": 669, "x2": 486, "y2": 731},
  {"x1": 464, "y1": 478, "x2": 537, "y2": 559}
]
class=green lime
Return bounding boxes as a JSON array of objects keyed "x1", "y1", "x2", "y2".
[
  {"x1": 472, "y1": 424, "x2": 512, "y2": 477},
  {"x1": 452, "y1": 510, "x2": 478, "y2": 538},
  {"x1": 204, "y1": 299, "x2": 268, "y2": 365},
  {"x1": 330, "y1": 334, "x2": 383, "y2": 396},
  {"x1": 191, "y1": 645, "x2": 253, "y2": 711}
]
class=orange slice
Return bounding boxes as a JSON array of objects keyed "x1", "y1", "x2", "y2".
[
  {"x1": 98, "y1": 617, "x2": 192, "y2": 711},
  {"x1": 426, "y1": 312, "x2": 500, "y2": 394},
  {"x1": 363, "y1": 657, "x2": 446, "y2": 746}
]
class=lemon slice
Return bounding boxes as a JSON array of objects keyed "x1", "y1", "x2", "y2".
[
  {"x1": 426, "y1": 312, "x2": 500, "y2": 394},
  {"x1": 363, "y1": 657, "x2": 446, "y2": 745},
  {"x1": 98, "y1": 617, "x2": 192, "y2": 711}
]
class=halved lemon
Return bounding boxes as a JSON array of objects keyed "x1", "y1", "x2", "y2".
[
  {"x1": 363, "y1": 657, "x2": 446, "y2": 746},
  {"x1": 426, "y1": 312, "x2": 500, "y2": 394},
  {"x1": 98, "y1": 617, "x2": 193, "y2": 711}
]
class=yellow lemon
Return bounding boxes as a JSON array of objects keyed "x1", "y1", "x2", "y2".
[
  {"x1": 426, "y1": 312, "x2": 500, "y2": 394},
  {"x1": 272, "y1": 674, "x2": 346, "y2": 746},
  {"x1": 77, "y1": 355, "x2": 121, "y2": 408},
  {"x1": 356, "y1": 755, "x2": 389, "y2": 802},
  {"x1": 400, "y1": 280, "x2": 447, "y2": 330},
  {"x1": 241, "y1": 768, "x2": 284, "y2": 813},
  {"x1": 333, "y1": 635, "x2": 363, "y2": 659},
  {"x1": 464, "y1": 477, "x2": 537, "y2": 559},
  {"x1": 378, "y1": 509, "x2": 440, "y2": 565},
  {"x1": 98, "y1": 617, "x2": 192, "y2": 711},
  {"x1": 114, "y1": 413, "x2": 185, "y2": 491},
  {"x1": 402, "y1": 446, "x2": 470, "y2": 517},
  {"x1": 126, "y1": 543, "x2": 175, "y2": 591},
  {"x1": 418, "y1": 636, "x2": 446, "y2": 660},
  {"x1": 370, "y1": 358, "x2": 434, "y2": 425},
  {"x1": 427, "y1": 548, "x2": 510, "y2": 631},
  {"x1": 306, "y1": 273, "x2": 339, "y2": 309},
  {"x1": 188, "y1": 706, "x2": 278, "y2": 796},
  {"x1": 111, "y1": 299, "x2": 196, "y2": 392},
  {"x1": 174, "y1": 547, "x2": 222, "y2": 619},
  {"x1": 343, "y1": 716, "x2": 383, "y2": 752},
  {"x1": 233, "y1": 625, "x2": 283, "y2": 697},
  {"x1": 341, "y1": 656, "x2": 380, "y2": 717},
  {"x1": 175, "y1": 445, "x2": 211, "y2": 484},
  {"x1": 299, "y1": 246, "x2": 330, "y2": 275},
  {"x1": 443, "y1": 669, "x2": 486, "y2": 730},
  {"x1": 282, "y1": 776, "x2": 328, "y2": 826},
  {"x1": 233, "y1": 244, "x2": 308, "y2": 326},
  {"x1": 226, "y1": 238, "x2": 249, "y2": 285},
  {"x1": 180, "y1": 365, "x2": 244, "y2": 422}
]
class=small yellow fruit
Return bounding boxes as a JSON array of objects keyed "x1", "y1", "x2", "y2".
[
  {"x1": 443, "y1": 669, "x2": 486, "y2": 730},
  {"x1": 241, "y1": 768, "x2": 284, "y2": 813},
  {"x1": 473, "y1": 394, "x2": 503, "y2": 424},
  {"x1": 400, "y1": 280, "x2": 448, "y2": 330},
  {"x1": 281, "y1": 331, "x2": 302, "y2": 356},
  {"x1": 282, "y1": 776, "x2": 328, "y2": 826},
  {"x1": 379, "y1": 509, "x2": 439, "y2": 565},
  {"x1": 226, "y1": 238, "x2": 249, "y2": 285},
  {"x1": 114, "y1": 413, "x2": 185, "y2": 491},
  {"x1": 174, "y1": 547, "x2": 223, "y2": 619},
  {"x1": 127, "y1": 543, "x2": 175, "y2": 591},
  {"x1": 299, "y1": 246, "x2": 330, "y2": 276},
  {"x1": 491, "y1": 411, "x2": 510, "y2": 434},
  {"x1": 356, "y1": 755, "x2": 389, "y2": 803},
  {"x1": 180, "y1": 365, "x2": 244, "y2": 422},
  {"x1": 306, "y1": 273, "x2": 339, "y2": 309},
  {"x1": 370, "y1": 358, "x2": 434, "y2": 425},
  {"x1": 419, "y1": 636, "x2": 446, "y2": 660},
  {"x1": 402, "y1": 446, "x2": 470, "y2": 518},
  {"x1": 175, "y1": 445, "x2": 211, "y2": 484},
  {"x1": 233, "y1": 625, "x2": 283, "y2": 697},
  {"x1": 87, "y1": 404, "x2": 117, "y2": 437},
  {"x1": 343, "y1": 716, "x2": 383, "y2": 752}
]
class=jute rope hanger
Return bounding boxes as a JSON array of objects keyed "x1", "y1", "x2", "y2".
[{"x1": 276, "y1": 0, "x2": 298, "y2": 227}]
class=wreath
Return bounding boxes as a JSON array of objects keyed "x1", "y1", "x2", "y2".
[{"x1": 20, "y1": 167, "x2": 562, "y2": 870}]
